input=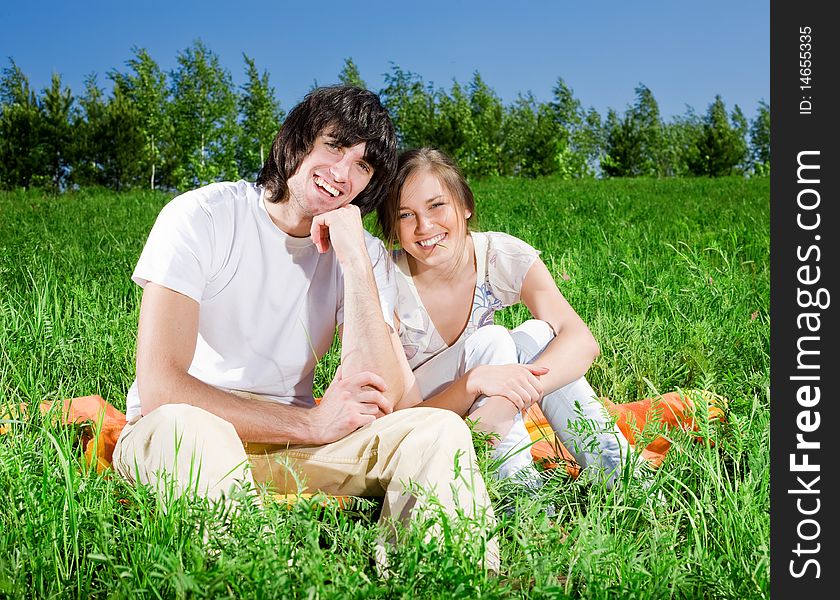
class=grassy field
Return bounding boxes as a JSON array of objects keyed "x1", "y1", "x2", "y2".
[{"x1": 0, "y1": 176, "x2": 769, "y2": 598}]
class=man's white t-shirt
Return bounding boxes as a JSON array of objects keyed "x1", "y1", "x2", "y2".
[{"x1": 125, "y1": 180, "x2": 395, "y2": 420}]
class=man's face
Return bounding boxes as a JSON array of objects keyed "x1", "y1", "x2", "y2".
[{"x1": 285, "y1": 134, "x2": 373, "y2": 219}]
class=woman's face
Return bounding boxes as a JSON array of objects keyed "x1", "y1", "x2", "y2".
[{"x1": 397, "y1": 169, "x2": 470, "y2": 270}]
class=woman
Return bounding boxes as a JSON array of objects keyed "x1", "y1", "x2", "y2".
[{"x1": 380, "y1": 148, "x2": 632, "y2": 488}]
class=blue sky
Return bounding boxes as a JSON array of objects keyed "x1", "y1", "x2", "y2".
[{"x1": 1, "y1": 0, "x2": 768, "y2": 120}]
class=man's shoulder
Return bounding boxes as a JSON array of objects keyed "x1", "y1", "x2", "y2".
[
  {"x1": 156, "y1": 181, "x2": 260, "y2": 231},
  {"x1": 170, "y1": 180, "x2": 258, "y2": 211}
]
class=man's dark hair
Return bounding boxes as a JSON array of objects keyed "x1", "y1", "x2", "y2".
[{"x1": 257, "y1": 85, "x2": 397, "y2": 216}]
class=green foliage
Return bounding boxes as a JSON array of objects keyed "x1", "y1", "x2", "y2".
[
  {"x1": 70, "y1": 74, "x2": 107, "y2": 187},
  {"x1": 603, "y1": 84, "x2": 665, "y2": 177},
  {"x1": 501, "y1": 92, "x2": 563, "y2": 177},
  {"x1": 464, "y1": 73, "x2": 504, "y2": 176},
  {"x1": 749, "y1": 101, "x2": 770, "y2": 175},
  {"x1": 433, "y1": 81, "x2": 473, "y2": 165},
  {"x1": 169, "y1": 40, "x2": 240, "y2": 190},
  {"x1": 380, "y1": 63, "x2": 437, "y2": 150},
  {"x1": 660, "y1": 109, "x2": 703, "y2": 177},
  {"x1": 687, "y1": 96, "x2": 749, "y2": 177},
  {"x1": 98, "y1": 82, "x2": 147, "y2": 190},
  {"x1": 550, "y1": 78, "x2": 604, "y2": 178},
  {"x1": 0, "y1": 49, "x2": 772, "y2": 191},
  {"x1": 437, "y1": 76, "x2": 505, "y2": 178},
  {"x1": 70, "y1": 75, "x2": 146, "y2": 190},
  {"x1": 337, "y1": 57, "x2": 367, "y2": 89},
  {"x1": 113, "y1": 47, "x2": 172, "y2": 190},
  {"x1": 0, "y1": 61, "x2": 45, "y2": 189},
  {"x1": 237, "y1": 54, "x2": 284, "y2": 180},
  {"x1": 38, "y1": 73, "x2": 75, "y2": 189}
]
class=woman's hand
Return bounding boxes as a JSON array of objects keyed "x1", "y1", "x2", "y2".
[{"x1": 467, "y1": 364, "x2": 549, "y2": 411}]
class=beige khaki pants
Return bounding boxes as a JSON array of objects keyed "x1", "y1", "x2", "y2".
[{"x1": 113, "y1": 402, "x2": 498, "y2": 570}]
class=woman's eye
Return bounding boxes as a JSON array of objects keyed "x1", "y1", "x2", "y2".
[
  {"x1": 399, "y1": 212, "x2": 413, "y2": 219},
  {"x1": 431, "y1": 202, "x2": 445, "y2": 209},
  {"x1": 358, "y1": 163, "x2": 371, "y2": 174}
]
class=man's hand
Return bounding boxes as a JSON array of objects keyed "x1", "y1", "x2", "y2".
[
  {"x1": 309, "y1": 205, "x2": 368, "y2": 265},
  {"x1": 467, "y1": 364, "x2": 549, "y2": 411},
  {"x1": 308, "y1": 367, "x2": 392, "y2": 445}
]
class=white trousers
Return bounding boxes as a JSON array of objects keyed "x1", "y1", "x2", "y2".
[{"x1": 412, "y1": 320, "x2": 632, "y2": 486}]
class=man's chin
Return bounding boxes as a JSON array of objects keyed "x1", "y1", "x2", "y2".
[{"x1": 312, "y1": 200, "x2": 353, "y2": 216}]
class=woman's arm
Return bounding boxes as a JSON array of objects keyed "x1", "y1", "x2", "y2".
[
  {"x1": 519, "y1": 258, "x2": 601, "y2": 393},
  {"x1": 392, "y1": 308, "x2": 547, "y2": 414}
]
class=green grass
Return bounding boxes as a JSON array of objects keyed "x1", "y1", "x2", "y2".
[{"x1": 0, "y1": 177, "x2": 769, "y2": 598}]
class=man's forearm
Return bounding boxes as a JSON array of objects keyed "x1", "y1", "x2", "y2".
[
  {"x1": 138, "y1": 368, "x2": 320, "y2": 445},
  {"x1": 339, "y1": 257, "x2": 403, "y2": 406}
]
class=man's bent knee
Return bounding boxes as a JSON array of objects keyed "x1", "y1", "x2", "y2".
[{"x1": 114, "y1": 403, "x2": 243, "y2": 482}]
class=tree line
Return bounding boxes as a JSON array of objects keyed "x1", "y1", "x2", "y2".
[{"x1": 0, "y1": 42, "x2": 771, "y2": 192}]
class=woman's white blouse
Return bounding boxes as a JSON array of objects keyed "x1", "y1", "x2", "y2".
[{"x1": 392, "y1": 231, "x2": 540, "y2": 370}]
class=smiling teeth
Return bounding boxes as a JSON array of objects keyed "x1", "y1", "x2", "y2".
[
  {"x1": 315, "y1": 176, "x2": 340, "y2": 197},
  {"x1": 418, "y1": 233, "x2": 446, "y2": 247}
]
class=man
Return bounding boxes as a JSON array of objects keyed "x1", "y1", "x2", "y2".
[{"x1": 112, "y1": 86, "x2": 497, "y2": 568}]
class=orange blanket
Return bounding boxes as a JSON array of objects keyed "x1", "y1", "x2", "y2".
[
  {"x1": 3, "y1": 390, "x2": 724, "y2": 477},
  {"x1": 524, "y1": 390, "x2": 726, "y2": 477},
  {"x1": 0, "y1": 395, "x2": 126, "y2": 472}
]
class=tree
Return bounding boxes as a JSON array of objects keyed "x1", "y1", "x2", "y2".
[
  {"x1": 237, "y1": 54, "x2": 283, "y2": 180},
  {"x1": 749, "y1": 100, "x2": 770, "y2": 174},
  {"x1": 501, "y1": 92, "x2": 562, "y2": 177},
  {"x1": 660, "y1": 108, "x2": 703, "y2": 177},
  {"x1": 70, "y1": 74, "x2": 107, "y2": 186},
  {"x1": 39, "y1": 72, "x2": 74, "y2": 189},
  {"x1": 576, "y1": 107, "x2": 605, "y2": 177},
  {"x1": 114, "y1": 48, "x2": 171, "y2": 189},
  {"x1": 435, "y1": 80, "x2": 478, "y2": 175},
  {"x1": 0, "y1": 60, "x2": 44, "y2": 189},
  {"x1": 65, "y1": 74, "x2": 145, "y2": 190},
  {"x1": 99, "y1": 80, "x2": 146, "y2": 190},
  {"x1": 550, "y1": 78, "x2": 598, "y2": 178},
  {"x1": 380, "y1": 64, "x2": 436, "y2": 150},
  {"x1": 687, "y1": 95, "x2": 748, "y2": 176},
  {"x1": 601, "y1": 108, "x2": 636, "y2": 177},
  {"x1": 632, "y1": 84, "x2": 665, "y2": 176},
  {"x1": 500, "y1": 94, "x2": 535, "y2": 176},
  {"x1": 337, "y1": 58, "x2": 366, "y2": 89},
  {"x1": 464, "y1": 72, "x2": 504, "y2": 176},
  {"x1": 169, "y1": 40, "x2": 240, "y2": 189},
  {"x1": 602, "y1": 84, "x2": 664, "y2": 177}
]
